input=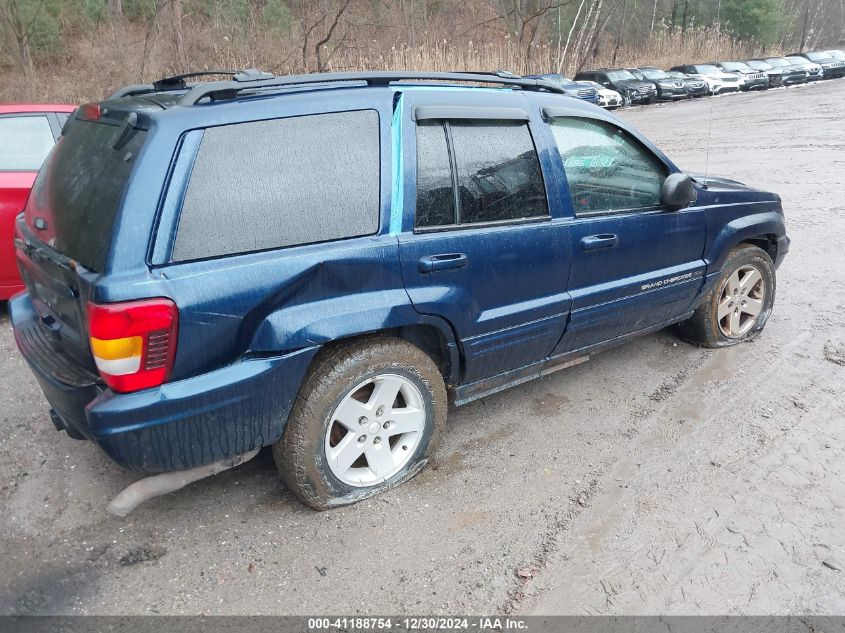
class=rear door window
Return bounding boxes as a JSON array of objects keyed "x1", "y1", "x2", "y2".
[
  {"x1": 0, "y1": 115, "x2": 55, "y2": 171},
  {"x1": 415, "y1": 120, "x2": 548, "y2": 229},
  {"x1": 172, "y1": 110, "x2": 380, "y2": 262}
]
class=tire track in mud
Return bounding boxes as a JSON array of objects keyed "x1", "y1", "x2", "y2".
[
  {"x1": 500, "y1": 346, "x2": 712, "y2": 613},
  {"x1": 522, "y1": 325, "x2": 845, "y2": 614}
]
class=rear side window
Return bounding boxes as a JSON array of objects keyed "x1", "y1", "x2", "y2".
[
  {"x1": 549, "y1": 117, "x2": 667, "y2": 216},
  {"x1": 25, "y1": 119, "x2": 147, "y2": 272},
  {"x1": 415, "y1": 120, "x2": 548, "y2": 229},
  {"x1": 172, "y1": 110, "x2": 380, "y2": 262},
  {"x1": 0, "y1": 116, "x2": 55, "y2": 171}
]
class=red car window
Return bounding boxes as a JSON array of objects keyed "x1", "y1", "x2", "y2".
[{"x1": 0, "y1": 115, "x2": 55, "y2": 171}]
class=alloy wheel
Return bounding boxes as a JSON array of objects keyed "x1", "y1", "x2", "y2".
[
  {"x1": 717, "y1": 264, "x2": 766, "y2": 337},
  {"x1": 324, "y1": 374, "x2": 426, "y2": 487}
]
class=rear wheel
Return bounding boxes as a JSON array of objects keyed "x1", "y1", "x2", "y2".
[
  {"x1": 679, "y1": 244, "x2": 776, "y2": 348},
  {"x1": 274, "y1": 337, "x2": 447, "y2": 509}
]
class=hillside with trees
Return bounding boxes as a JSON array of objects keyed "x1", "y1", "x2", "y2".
[{"x1": 1, "y1": 0, "x2": 843, "y2": 101}]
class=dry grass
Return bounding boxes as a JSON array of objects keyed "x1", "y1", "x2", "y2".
[{"x1": 0, "y1": 21, "x2": 775, "y2": 104}]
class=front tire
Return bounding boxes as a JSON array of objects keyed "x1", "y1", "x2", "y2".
[
  {"x1": 679, "y1": 244, "x2": 776, "y2": 348},
  {"x1": 274, "y1": 337, "x2": 447, "y2": 510}
]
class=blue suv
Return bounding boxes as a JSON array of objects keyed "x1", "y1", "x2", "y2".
[{"x1": 10, "y1": 70, "x2": 789, "y2": 510}]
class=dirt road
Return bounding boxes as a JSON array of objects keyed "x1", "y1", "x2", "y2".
[{"x1": 1, "y1": 79, "x2": 843, "y2": 615}]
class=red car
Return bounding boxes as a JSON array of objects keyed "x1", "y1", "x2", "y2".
[{"x1": 1, "y1": 103, "x2": 76, "y2": 300}]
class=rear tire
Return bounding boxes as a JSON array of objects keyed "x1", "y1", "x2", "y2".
[
  {"x1": 679, "y1": 244, "x2": 776, "y2": 348},
  {"x1": 274, "y1": 337, "x2": 447, "y2": 510}
]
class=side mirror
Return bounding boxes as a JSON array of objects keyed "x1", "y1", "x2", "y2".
[{"x1": 660, "y1": 172, "x2": 696, "y2": 208}]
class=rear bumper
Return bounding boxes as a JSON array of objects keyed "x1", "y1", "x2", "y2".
[{"x1": 11, "y1": 292, "x2": 318, "y2": 473}]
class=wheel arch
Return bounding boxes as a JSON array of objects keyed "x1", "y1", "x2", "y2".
[{"x1": 706, "y1": 211, "x2": 785, "y2": 273}]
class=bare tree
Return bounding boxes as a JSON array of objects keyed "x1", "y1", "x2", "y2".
[
  {"x1": 170, "y1": 0, "x2": 185, "y2": 69},
  {"x1": 493, "y1": 0, "x2": 572, "y2": 58},
  {"x1": 0, "y1": 0, "x2": 45, "y2": 81}
]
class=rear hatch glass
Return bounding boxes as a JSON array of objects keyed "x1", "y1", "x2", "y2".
[
  {"x1": 24, "y1": 118, "x2": 147, "y2": 272},
  {"x1": 17, "y1": 114, "x2": 147, "y2": 373}
]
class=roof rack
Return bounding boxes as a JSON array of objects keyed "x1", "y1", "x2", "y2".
[
  {"x1": 174, "y1": 70, "x2": 568, "y2": 106},
  {"x1": 108, "y1": 69, "x2": 242, "y2": 100}
]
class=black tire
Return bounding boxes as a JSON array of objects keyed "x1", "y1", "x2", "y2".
[
  {"x1": 274, "y1": 337, "x2": 447, "y2": 510},
  {"x1": 679, "y1": 244, "x2": 776, "y2": 348}
]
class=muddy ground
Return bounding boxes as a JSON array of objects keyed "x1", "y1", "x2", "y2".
[{"x1": 1, "y1": 79, "x2": 843, "y2": 616}]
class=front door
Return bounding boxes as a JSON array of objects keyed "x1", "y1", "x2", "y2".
[{"x1": 545, "y1": 115, "x2": 707, "y2": 355}]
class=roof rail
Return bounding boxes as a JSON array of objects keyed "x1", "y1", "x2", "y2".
[
  {"x1": 177, "y1": 70, "x2": 568, "y2": 106},
  {"x1": 108, "y1": 70, "x2": 240, "y2": 100}
]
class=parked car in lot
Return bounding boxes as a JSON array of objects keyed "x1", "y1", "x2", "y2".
[
  {"x1": 782, "y1": 55, "x2": 824, "y2": 80},
  {"x1": 627, "y1": 67, "x2": 689, "y2": 100},
  {"x1": 523, "y1": 73, "x2": 600, "y2": 105},
  {"x1": 579, "y1": 80, "x2": 624, "y2": 108},
  {"x1": 787, "y1": 51, "x2": 845, "y2": 78},
  {"x1": 712, "y1": 61, "x2": 769, "y2": 90},
  {"x1": 761, "y1": 56, "x2": 814, "y2": 82},
  {"x1": 745, "y1": 59, "x2": 807, "y2": 86},
  {"x1": 0, "y1": 104, "x2": 76, "y2": 300},
  {"x1": 10, "y1": 70, "x2": 789, "y2": 509},
  {"x1": 666, "y1": 70, "x2": 709, "y2": 97},
  {"x1": 574, "y1": 68, "x2": 658, "y2": 104},
  {"x1": 669, "y1": 64, "x2": 741, "y2": 94}
]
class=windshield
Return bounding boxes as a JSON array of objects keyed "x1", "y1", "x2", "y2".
[
  {"x1": 640, "y1": 68, "x2": 670, "y2": 79},
  {"x1": 606, "y1": 70, "x2": 636, "y2": 81},
  {"x1": 825, "y1": 50, "x2": 845, "y2": 60},
  {"x1": 805, "y1": 52, "x2": 829, "y2": 62},
  {"x1": 765, "y1": 58, "x2": 789, "y2": 67},
  {"x1": 692, "y1": 64, "x2": 719, "y2": 74},
  {"x1": 747, "y1": 60, "x2": 772, "y2": 70},
  {"x1": 720, "y1": 62, "x2": 750, "y2": 72},
  {"x1": 786, "y1": 56, "x2": 808, "y2": 65}
]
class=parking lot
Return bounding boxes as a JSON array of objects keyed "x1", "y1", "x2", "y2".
[{"x1": 1, "y1": 78, "x2": 843, "y2": 616}]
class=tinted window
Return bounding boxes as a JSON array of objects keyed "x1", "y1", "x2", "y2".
[
  {"x1": 415, "y1": 121, "x2": 455, "y2": 228},
  {"x1": 0, "y1": 116, "x2": 55, "y2": 170},
  {"x1": 450, "y1": 121, "x2": 548, "y2": 224},
  {"x1": 24, "y1": 119, "x2": 147, "y2": 272},
  {"x1": 415, "y1": 120, "x2": 548, "y2": 228},
  {"x1": 549, "y1": 117, "x2": 667, "y2": 215},
  {"x1": 173, "y1": 110, "x2": 380, "y2": 261}
]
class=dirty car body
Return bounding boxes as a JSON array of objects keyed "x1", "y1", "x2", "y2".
[{"x1": 10, "y1": 71, "x2": 789, "y2": 504}]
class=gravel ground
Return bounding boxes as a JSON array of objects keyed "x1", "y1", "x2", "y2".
[{"x1": 0, "y1": 79, "x2": 843, "y2": 616}]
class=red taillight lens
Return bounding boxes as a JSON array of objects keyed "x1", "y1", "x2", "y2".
[{"x1": 87, "y1": 298, "x2": 178, "y2": 393}]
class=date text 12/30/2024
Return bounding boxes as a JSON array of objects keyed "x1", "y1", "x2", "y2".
[{"x1": 307, "y1": 617, "x2": 528, "y2": 630}]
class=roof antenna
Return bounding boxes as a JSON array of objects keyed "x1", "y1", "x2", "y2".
[
  {"x1": 701, "y1": 64, "x2": 719, "y2": 189},
  {"x1": 702, "y1": 80, "x2": 715, "y2": 188}
]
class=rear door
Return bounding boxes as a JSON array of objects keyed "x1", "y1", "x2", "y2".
[
  {"x1": 544, "y1": 113, "x2": 706, "y2": 354},
  {"x1": 397, "y1": 91, "x2": 571, "y2": 383},
  {"x1": 0, "y1": 113, "x2": 59, "y2": 295}
]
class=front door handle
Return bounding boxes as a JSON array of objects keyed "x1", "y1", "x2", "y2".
[
  {"x1": 580, "y1": 233, "x2": 619, "y2": 251},
  {"x1": 419, "y1": 253, "x2": 468, "y2": 273}
]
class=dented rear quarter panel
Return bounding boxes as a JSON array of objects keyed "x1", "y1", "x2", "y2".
[{"x1": 94, "y1": 87, "x2": 463, "y2": 389}]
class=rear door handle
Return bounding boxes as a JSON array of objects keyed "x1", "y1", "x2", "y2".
[
  {"x1": 418, "y1": 253, "x2": 468, "y2": 273},
  {"x1": 580, "y1": 233, "x2": 619, "y2": 251}
]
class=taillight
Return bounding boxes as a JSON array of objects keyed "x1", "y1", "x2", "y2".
[{"x1": 87, "y1": 298, "x2": 178, "y2": 393}]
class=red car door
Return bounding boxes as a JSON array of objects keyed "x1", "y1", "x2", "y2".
[{"x1": 0, "y1": 108, "x2": 73, "y2": 299}]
